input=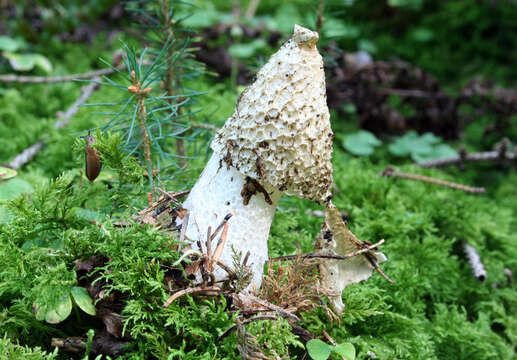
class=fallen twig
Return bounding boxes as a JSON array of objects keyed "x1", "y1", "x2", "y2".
[
  {"x1": 363, "y1": 251, "x2": 395, "y2": 283},
  {"x1": 244, "y1": 0, "x2": 260, "y2": 18},
  {"x1": 0, "y1": 66, "x2": 122, "y2": 83},
  {"x1": 210, "y1": 212, "x2": 234, "y2": 241},
  {"x1": 462, "y1": 241, "x2": 487, "y2": 282},
  {"x1": 268, "y1": 239, "x2": 385, "y2": 262},
  {"x1": 162, "y1": 285, "x2": 223, "y2": 308},
  {"x1": 416, "y1": 149, "x2": 517, "y2": 168},
  {"x1": 234, "y1": 292, "x2": 300, "y2": 321},
  {"x1": 315, "y1": 0, "x2": 325, "y2": 34},
  {"x1": 211, "y1": 220, "x2": 230, "y2": 270},
  {"x1": 190, "y1": 122, "x2": 218, "y2": 132},
  {"x1": 380, "y1": 167, "x2": 485, "y2": 194},
  {"x1": 6, "y1": 79, "x2": 101, "y2": 169}
]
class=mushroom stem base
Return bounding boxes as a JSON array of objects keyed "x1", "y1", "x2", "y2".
[{"x1": 180, "y1": 153, "x2": 282, "y2": 290}]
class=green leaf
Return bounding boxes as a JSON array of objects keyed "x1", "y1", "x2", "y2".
[
  {"x1": 0, "y1": 36, "x2": 19, "y2": 52},
  {"x1": 33, "y1": 301, "x2": 47, "y2": 321},
  {"x1": 323, "y1": 19, "x2": 360, "y2": 39},
  {"x1": 3, "y1": 52, "x2": 35, "y2": 71},
  {"x1": 71, "y1": 286, "x2": 97, "y2": 316},
  {"x1": 358, "y1": 39, "x2": 377, "y2": 54},
  {"x1": 411, "y1": 27, "x2": 434, "y2": 42},
  {"x1": 413, "y1": 143, "x2": 457, "y2": 162},
  {"x1": 228, "y1": 39, "x2": 268, "y2": 59},
  {"x1": 388, "y1": 131, "x2": 432, "y2": 157},
  {"x1": 3, "y1": 52, "x2": 52, "y2": 72},
  {"x1": 33, "y1": 54, "x2": 52, "y2": 73},
  {"x1": 0, "y1": 166, "x2": 17, "y2": 180},
  {"x1": 306, "y1": 339, "x2": 331, "y2": 360},
  {"x1": 333, "y1": 343, "x2": 356, "y2": 360},
  {"x1": 343, "y1": 130, "x2": 382, "y2": 156},
  {"x1": 387, "y1": 0, "x2": 423, "y2": 9},
  {"x1": 342, "y1": 103, "x2": 356, "y2": 114},
  {"x1": 419, "y1": 132, "x2": 441, "y2": 145},
  {"x1": 45, "y1": 293, "x2": 72, "y2": 324}
]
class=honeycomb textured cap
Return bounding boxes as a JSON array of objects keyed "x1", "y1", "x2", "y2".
[{"x1": 211, "y1": 25, "x2": 333, "y2": 203}]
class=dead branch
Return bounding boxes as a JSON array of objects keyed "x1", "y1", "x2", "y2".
[
  {"x1": 234, "y1": 292, "x2": 300, "y2": 321},
  {"x1": 51, "y1": 330, "x2": 128, "y2": 357},
  {"x1": 245, "y1": 0, "x2": 261, "y2": 18},
  {"x1": 0, "y1": 67, "x2": 120, "y2": 83},
  {"x1": 268, "y1": 239, "x2": 385, "y2": 262},
  {"x1": 6, "y1": 79, "x2": 101, "y2": 169},
  {"x1": 316, "y1": 0, "x2": 325, "y2": 34},
  {"x1": 461, "y1": 241, "x2": 487, "y2": 282},
  {"x1": 190, "y1": 122, "x2": 219, "y2": 131},
  {"x1": 380, "y1": 167, "x2": 485, "y2": 193},
  {"x1": 7, "y1": 142, "x2": 45, "y2": 170},
  {"x1": 54, "y1": 80, "x2": 101, "y2": 128},
  {"x1": 363, "y1": 251, "x2": 395, "y2": 283},
  {"x1": 416, "y1": 149, "x2": 517, "y2": 168},
  {"x1": 162, "y1": 285, "x2": 223, "y2": 308}
]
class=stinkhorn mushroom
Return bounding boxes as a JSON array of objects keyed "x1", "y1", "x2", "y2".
[{"x1": 180, "y1": 25, "x2": 333, "y2": 289}]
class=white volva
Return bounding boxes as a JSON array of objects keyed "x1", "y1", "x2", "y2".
[{"x1": 180, "y1": 25, "x2": 334, "y2": 290}]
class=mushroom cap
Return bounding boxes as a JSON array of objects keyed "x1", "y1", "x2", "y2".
[{"x1": 211, "y1": 24, "x2": 333, "y2": 203}]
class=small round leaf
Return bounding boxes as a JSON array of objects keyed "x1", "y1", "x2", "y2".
[
  {"x1": 306, "y1": 339, "x2": 331, "y2": 360},
  {"x1": 0, "y1": 36, "x2": 20, "y2": 52},
  {"x1": 333, "y1": 342, "x2": 356, "y2": 360},
  {"x1": 45, "y1": 293, "x2": 72, "y2": 324},
  {"x1": 343, "y1": 131, "x2": 381, "y2": 156},
  {"x1": 71, "y1": 286, "x2": 96, "y2": 316},
  {"x1": 0, "y1": 167, "x2": 17, "y2": 180}
]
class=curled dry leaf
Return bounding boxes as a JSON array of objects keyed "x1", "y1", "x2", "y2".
[{"x1": 315, "y1": 202, "x2": 387, "y2": 313}]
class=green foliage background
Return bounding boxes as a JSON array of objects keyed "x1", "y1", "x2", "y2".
[{"x1": 1, "y1": 0, "x2": 517, "y2": 359}]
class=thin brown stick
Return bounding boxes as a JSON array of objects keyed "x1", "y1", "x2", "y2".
[
  {"x1": 416, "y1": 149, "x2": 517, "y2": 168},
  {"x1": 210, "y1": 212, "x2": 234, "y2": 241},
  {"x1": 363, "y1": 251, "x2": 395, "y2": 283},
  {"x1": 239, "y1": 293, "x2": 300, "y2": 321},
  {"x1": 162, "y1": 285, "x2": 222, "y2": 308},
  {"x1": 212, "y1": 221, "x2": 230, "y2": 266},
  {"x1": 216, "y1": 260, "x2": 237, "y2": 278},
  {"x1": 161, "y1": 0, "x2": 187, "y2": 167},
  {"x1": 0, "y1": 67, "x2": 120, "y2": 83},
  {"x1": 190, "y1": 122, "x2": 218, "y2": 132},
  {"x1": 179, "y1": 212, "x2": 190, "y2": 244},
  {"x1": 219, "y1": 315, "x2": 278, "y2": 340},
  {"x1": 380, "y1": 167, "x2": 485, "y2": 193},
  {"x1": 316, "y1": 0, "x2": 325, "y2": 34},
  {"x1": 206, "y1": 226, "x2": 212, "y2": 259},
  {"x1": 6, "y1": 79, "x2": 101, "y2": 169},
  {"x1": 268, "y1": 239, "x2": 385, "y2": 262},
  {"x1": 137, "y1": 95, "x2": 153, "y2": 183},
  {"x1": 245, "y1": 0, "x2": 261, "y2": 18},
  {"x1": 321, "y1": 331, "x2": 348, "y2": 360},
  {"x1": 156, "y1": 188, "x2": 190, "y2": 202},
  {"x1": 322, "y1": 330, "x2": 336, "y2": 346}
]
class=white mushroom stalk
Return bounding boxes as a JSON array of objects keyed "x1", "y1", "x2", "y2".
[{"x1": 181, "y1": 25, "x2": 334, "y2": 290}]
